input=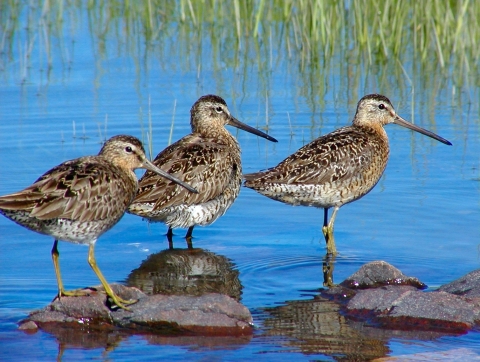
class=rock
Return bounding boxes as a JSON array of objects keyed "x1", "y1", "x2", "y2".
[
  {"x1": 319, "y1": 261, "x2": 480, "y2": 334},
  {"x1": 17, "y1": 320, "x2": 38, "y2": 332},
  {"x1": 347, "y1": 286, "x2": 480, "y2": 332},
  {"x1": 19, "y1": 284, "x2": 252, "y2": 336},
  {"x1": 340, "y1": 261, "x2": 427, "y2": 289},
  {"x1": 346, "y1": 285, "x2": 419, "y2": 312},
  {"x1": 112, "y1": 293, "x2": 252, "y2": 334},
  {"x1": 437, "y1": 269, "x2": 480, "y2": 297}
]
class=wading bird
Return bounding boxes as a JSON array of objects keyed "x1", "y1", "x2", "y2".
[
  {"x1": 0, "y1": 135, "x2": 197, "y2": 309},
  {"x1": 128, "y1": 95, "x2": 277, "y2": 246},
  {"x1": 244, "y1": 94, "x2": 451, "y2": 255}
]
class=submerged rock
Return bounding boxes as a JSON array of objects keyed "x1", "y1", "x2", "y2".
[{"x1": 19, "y1": 284, "x2": 252, "y2": 336}]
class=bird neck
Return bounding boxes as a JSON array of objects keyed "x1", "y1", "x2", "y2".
[
  {"x1": 194, "y1": 125, "x2": 238, "y2": 146},
  {"x1": 356, "y1": 122, "x2": 388, "y2": 141}
]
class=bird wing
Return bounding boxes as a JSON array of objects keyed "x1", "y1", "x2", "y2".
[
  {"x1": 0, "y1": 156, "x2": 135, "y2": 222},
  {"x1": 133, "y1": 135, "x2": 238, "y2": 210},
  {"x1": 245, "y1": 127, "x2": 377, "y2": 186}
]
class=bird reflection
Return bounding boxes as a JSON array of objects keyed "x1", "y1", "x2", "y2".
[
  {"x1": 126, "y1": 247, "x2": 243, "y2": 301},
  {"x1": 262, "y1": 296, "x2": 390, "y2": 359},
  {"x1": 262, "y1": 292, "x2": 455, "y2": 360}
]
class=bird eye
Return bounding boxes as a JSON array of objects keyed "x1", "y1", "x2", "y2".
[
  {"x1": 125, "y1": 146, "x2": 133, "y2": 153},
  {"x1": 378, "y1": 104, "x2": 385, "y2": 110},
  {"x1": 215, "y1": 106, "x2": 223, "y2": 113}
]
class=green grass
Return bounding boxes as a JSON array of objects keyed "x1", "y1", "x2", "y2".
[{"x1": 1, "y1": 0, "x2": 478, "y2": 104}]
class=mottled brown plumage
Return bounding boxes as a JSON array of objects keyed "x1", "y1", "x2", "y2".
[
  {"x1": 0, "y1": 135, "x2": 196, "y2": 309},
  {"x1": 244, "y1": 94, "x2": 452, "y2": 255},
  {"x1": 128, "y1": 94, "x2": 277, "y2": 244}
]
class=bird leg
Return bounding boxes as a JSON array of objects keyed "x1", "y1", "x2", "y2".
[
  {"x1": 322, "y1": 207, "x2": 338, "y2": 255},
  {"x1": 321, "y1": 208, "x2": 329, "y2": 238},
  {"x1": 51, "y1": 240, "x2": 89, "y2": 298},
  {"x1": 167, "y1": 227, "x2": 174, "y2": 249},
  {"x1": 185, "y1": 226, "x2": 194, "y2": 249},
  {"x1": 322, "y1": 252, "x2": 336, "y2": 287},
  {"x1": 87, "y1": 243, "x2": 137, "y2": 310}
]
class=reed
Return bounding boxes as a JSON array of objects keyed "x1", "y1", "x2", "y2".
[
  {"x1": 168, "y1": 99, "x2": 177, "y2": 146},
  {"x1": 1, "y1": 0, "x2": 478, "y2": 116}
]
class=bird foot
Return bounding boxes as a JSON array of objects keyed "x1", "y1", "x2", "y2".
[
  {"x1": 56, "y1": 287, "x2": 137, "y2": 310},
  {"x1": 106, "y1": 294, "x2": 138, "y2": 310},
  {"x1": 57, "y1": 287, "x2": 93, "y2": 299}
]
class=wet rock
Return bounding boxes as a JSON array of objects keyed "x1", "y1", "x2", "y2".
[
  {"x1": 319, "y1": 284, "x2": 356, "y2": 303},
  {"x1": 437, "y1": 269, "x2": 480, "y2": 297},
  {"x1": 258, "y1": 261, "x2": 480, "y2": 360},
  {"x1": 346, "y1": 285, "x2": 419, "y2": 312},
  {"x1": 17, "y1": 320, "x2": 38, "y2": 332},
  {"x1": 19, "y1": 284, "x2": 252, "y2": 336},
  {"x1": 347, "y1": 286, "x2": 480, "y2": 332},
  {"x1": 113, "y1": 293, "x2": 252, "y2": 334},
  {"x1": 340, "y1": 260, "x2": 427, "y2": 289},
  {"x1": 320, "y1": 261, "x2": 480, "y2": 334}
]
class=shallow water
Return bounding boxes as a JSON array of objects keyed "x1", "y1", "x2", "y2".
[{"x1": 1, "y1": 3, "x2": 480, "y2": 361}]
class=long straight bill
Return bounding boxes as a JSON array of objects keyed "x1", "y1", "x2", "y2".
[
  {"x1": 393, "y1": 115, "x2": 452, "y2": 146},
  {"x1": 228, "y1": 117, "x2": 278, "y2": 143},
  {"x1": 143, "y1": 159, "x2": 198, "y2": 194}
]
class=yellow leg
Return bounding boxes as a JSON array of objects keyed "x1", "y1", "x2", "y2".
[
  {"x1": 321, "y1": 208, "x2": 329, "y2": 240},
  {"x1": 321, "y1": 207, "x2": 338, "y2": 255},
  {"x1": 87, "y1": 243, "x2": 137, "y2": 310},
  {"x1": 322, "y1": 252, "x2": 336, "y2": 287},
  {"x1": 51, "y1": 240, "x2": 89, "y2": 298}
]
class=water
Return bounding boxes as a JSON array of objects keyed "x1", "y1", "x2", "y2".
[{"x1": 1, "y1": 3, "x2": 479, "y2": 361}]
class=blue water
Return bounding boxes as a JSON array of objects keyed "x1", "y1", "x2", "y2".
[{"x1": 1, "y1": 4, "x2": 479, "y2": 361}]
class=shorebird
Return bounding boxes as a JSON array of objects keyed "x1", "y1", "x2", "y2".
[
  {"x1": 0, "y1": 135, "x2": 197, "y2": 309},
  {"x1": 127, "y1": 94, "x2": 277, "y2": 246},
  {"x1": 244, "y1": 94, "x2": 452, "y2": 255}
]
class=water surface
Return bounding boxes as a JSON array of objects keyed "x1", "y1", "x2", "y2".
[{"x1": 0, "y1": 3, "x2": 479, "y2": 361}]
